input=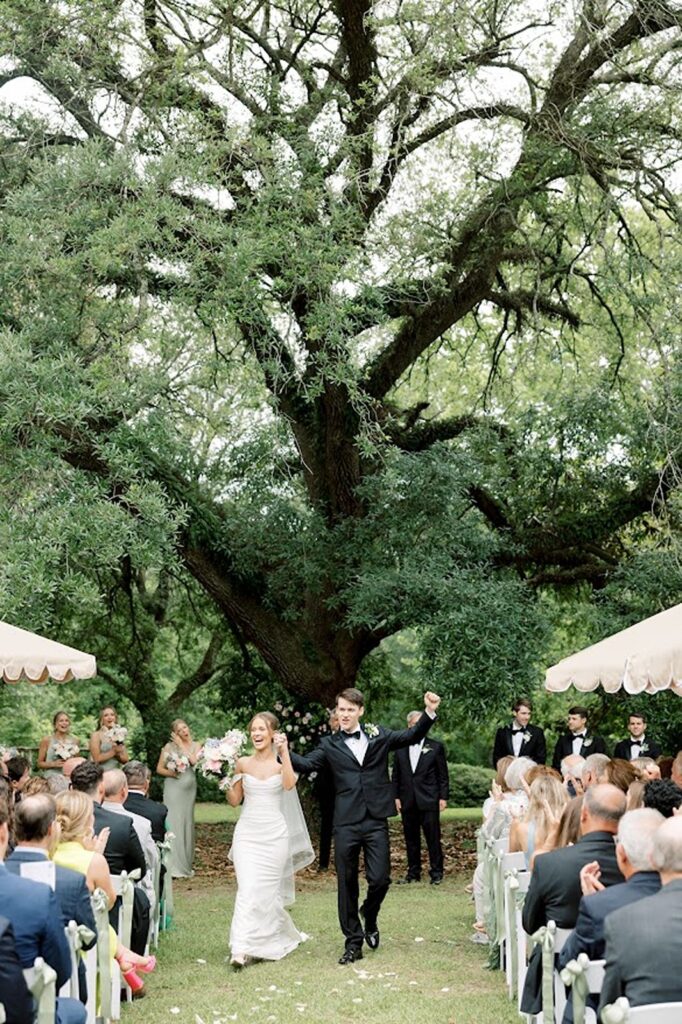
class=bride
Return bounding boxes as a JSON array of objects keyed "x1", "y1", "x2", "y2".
[{"x1": 226, "y1": 711, "x2": 314, "y2": 967}]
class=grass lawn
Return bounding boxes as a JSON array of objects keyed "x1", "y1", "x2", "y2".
[
  {"x1": 194, "y1": 803, "x2": 483, "y2": 825},
  {"x1": 122, "y1": 869, "x2": 514, "y2": 1023}
]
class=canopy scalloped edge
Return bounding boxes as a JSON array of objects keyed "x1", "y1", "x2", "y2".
[{"x1": 0, "y1": 620, "x2": 97, "y2": 684}]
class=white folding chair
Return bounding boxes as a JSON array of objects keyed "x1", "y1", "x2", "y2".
[
  {"x1": 601, "y1": 997, "x2": 682, "y2": 1023},
  {"x1": 110, "y1": 870, "x2": 138, "y2": 1004},
  {"x1": 90, "y1": 885, "x2": 121, "y2": 1022},
  {"x1": 560, "y1": 954, "x2": 605, "y2": 1024},
  {"x1": 23, "y1": 957, "x2": 57, "y2": 1024},
  {"x1": 500, "y1": 852, "x2": 527, "y2": 994},
  {"x1": 552, "y1": 926, "x2": 573, "y2": 1024},
  {"x1": 514, "y1": 871, "x2": 532, "y2": 1011}
]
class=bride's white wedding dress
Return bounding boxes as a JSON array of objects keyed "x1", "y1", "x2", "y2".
[{"x1": 229, "y1": 773, "x2": 311, "y2": 960}]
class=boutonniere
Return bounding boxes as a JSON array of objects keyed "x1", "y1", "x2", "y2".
[
  {"x1": 639, "y1": 741, "x2": 649, "y2": 753},
  {"x1": 364, "y1": 723, "x2": 379, "y2": 738},
  {"x1": 582, "y1": 737, "x2": 593, "y2": 748},
  {"x1": 422, "y1": 746, "x2": 433, "y2": 754},
  {"x1": 522, "y1": 731, "x2": 531, "y2": 743}
]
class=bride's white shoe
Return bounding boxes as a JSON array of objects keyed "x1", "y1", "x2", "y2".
[{"x1": 230, "y1": 953, "x2": 250, "y2": 968}]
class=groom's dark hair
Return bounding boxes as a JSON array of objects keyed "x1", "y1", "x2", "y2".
[{"x1": 336, "y1": 688, "x2": 364, "y2": 708}]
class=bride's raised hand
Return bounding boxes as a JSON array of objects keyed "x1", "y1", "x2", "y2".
[{"x1": 273, "y1": 731, "x2": 289, "y2": 754}]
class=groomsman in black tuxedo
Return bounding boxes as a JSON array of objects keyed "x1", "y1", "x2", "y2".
[
  {"x1": 392, "y1": 711, "x2": 449, "y2": 885},
  {"x1": 290, "y1": 688, "x2": 440, "y2": 964},
  {"x1": 552, "y1": 705, "x2": 608, "y2": 771},
  {"x1": 613, "y1": 712, "x2": 661, "y2": 761},
  {"x1": 491, "y1": 697, "x2": 546, "y2": 767}
]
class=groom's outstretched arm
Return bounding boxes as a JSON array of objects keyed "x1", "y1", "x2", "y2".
[
  {"x1": 386, "y1": 691, "x2": 441, "y2": 751},
  {"x1": 290, "y1": 745, "x2": 329, "y2": 774}
]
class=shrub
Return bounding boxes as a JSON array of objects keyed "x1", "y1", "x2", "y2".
[{"x1": 448, "y1": 762, "x2": 494, "y2": 807}]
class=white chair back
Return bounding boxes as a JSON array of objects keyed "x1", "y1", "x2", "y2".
[
  {"x1": 514, "y1": 871, "x2": 532, "y2": 1011},
  {"x1": 628, "y1": 1003, "x2": 682, "y2": 1023},
  {"x1": 552, "y1": 927, "x2": 573, "y2": 1024},
  {"x1": 19, "y1": 861, "x2": 56, "y2": 890}
]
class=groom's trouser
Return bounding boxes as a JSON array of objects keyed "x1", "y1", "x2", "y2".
[{"x1": 334, "y1": 813, "x2": 391, "y2": 951}]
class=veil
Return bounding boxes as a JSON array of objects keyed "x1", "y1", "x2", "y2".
[{"x1": 280, "y1": 784, "x2": 315, "y2": 907}]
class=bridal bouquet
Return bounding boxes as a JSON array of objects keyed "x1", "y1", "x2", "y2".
[
  {"x1": 103, "y1": 725, "x2": 127, "y2": 745},
  {"x1": 165, "y1": 750, "x2": 190, "y2": 774},
  {"x1": 197, "y1": 729, "x2": 247, "y2": 791},
  {"x1": 53, "y1": 739, "x2": 79, "y2": 760}
]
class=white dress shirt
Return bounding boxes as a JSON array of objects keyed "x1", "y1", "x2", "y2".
[{"x1": 409, "y1": 739, "x2": 425, "y2": 772}]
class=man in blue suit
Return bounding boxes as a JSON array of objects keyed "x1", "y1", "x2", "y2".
[
  {"x1": 6, "y1": 794, "x2": 97, "y2": 1004},
  {"x1": 557, "y1": 807, "x2": 663, "y2": 1023},
  {"x1": 0, "y1": 915, "x2": 34, "y2": 1024},
  {"x1": 0, "y1": 796, "x2": 85, "y2": 1024}
]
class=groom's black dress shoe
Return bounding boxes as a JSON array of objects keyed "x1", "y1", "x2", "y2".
[
  {"x1": 359, "y1": 906, "x2": 380, "y2": 950},
  {"x1": 338, "y1": 948, "x2": 363, "y2": 965},
  {"x1": 396, "y1": 875, "x2": 420, "y2": 884}
]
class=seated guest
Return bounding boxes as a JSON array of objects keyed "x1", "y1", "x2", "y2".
[
  {"x1": 626, "y1": 780, "x2": 645, "y2": 809},
  {"x1": 62, "y1": 756, "x2": 85, "y2": 780},
  {"x1": 533, "y1": 794, "x2": 584, "y2": 861},
  {"x1": 581, "y1": 752, "x2": 611, "y2": 789},
  {"x1": 482, "y1": 755, "x2": 514, "y2": 819},
  {"x1": 53, "y1": 790, "x2": 155, "y2": 994},
  {"x1": 552, "y1": 707, "x2": 608, "y2": 772},
  {"x1": 0, "y1": 915, "x2": 34, "y2": 1024},
  {"x1": 509, "y1": 772, "x2": 567, "y2": 868},
  {"x1": 6, "y1": 794, "x2": 97, "y2": 1004},
  {"x1": 604, "y1": 757, "x2": 639, "y2": 794},
  {"x1": 22, "y1": 776, "x2": 50, "y2": 797},
  {"x1": 613, "y1": 712, "x2": 661, "y2": 761},
  {"x1": 672, "y1": 750, "x2": 682, "y2": 788},
  {"x1": 631, "y1": 756, "x2": 660, "y2": 780},
  {"x1": 643, "y1": 778, "x2": 682, "y2": 817},
  {"x1": 658, "y1": 754, "x2": 674, "y2": 779},
  {"x1": 123, "y1": 761, "x2": 168, "y2": 843},
  {"x1": 520, "y1": 784, "x2": 626, "y2": 1016},
  {"x1": 103, "y1": 769, "x2": 158, "y2": 918},
  {"x1": 6, "y1": 755, "x2": 31, "y2": 803},
  {"x1": 558, "y1": 807, "x2": 663, "y2": 1023},
  {"x1": 560, "y1": 754, "x2": 585, "y2": 797},
  {"x1": 0, "y1": 797, "x2": 86, "y2": 1024},
  {"x1": 0, "y1": 778, "x2": 15, "y2": 853},
  {"x1": 492, "y1": 697, "x2": 546, "y2": 766},
  {"x1": 599, "y1": 815, "x2": 682, "y2": 1015},
  {"x1": 70, "y1": 761, "x2": 149, "y2": 955}
]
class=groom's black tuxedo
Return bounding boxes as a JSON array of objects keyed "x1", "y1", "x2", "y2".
[
  {"x1": 291, "y1": 711, "x2": 435, "y2": 953},
  {"x1": 612, "y1": 736, "x2": 661, "y2": 761},
  {"x1": 491, "y1": 723, "x2": 546, "y2": 767}
]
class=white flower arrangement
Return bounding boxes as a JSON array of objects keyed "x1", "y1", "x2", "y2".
[
  {"x1": 522, "y1": 731, "x2": 531, "y2": 743},
  {"x1": 53, "y1": 740, "x2": 79, "y2": 760},
  {"x1": 582, "y1": 737, "x2": 593, "y2": 748},
  {"x1": 364, "y1": 723, "x2": 379, "y2": 738},
  {"x1": 103, "y1": 725, "x2": 127, "y2": 745},
  {"x1": 639, "y1": 741, "x2": 649, "y2": 754},
  {"x1": 165, "y1": 751, "x2": 190, "y2": 774}
]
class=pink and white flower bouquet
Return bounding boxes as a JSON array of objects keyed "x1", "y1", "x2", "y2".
[
  {"x1": 53, "y1": 740, "x2": 79, "y2": 760},
  {"x1": 165, "y1": 750, "x2": 190, "y2": 774},
  {"x1": 197, "y1": 729, "x2": 247, "y2": 791},
  {"x1": 103, "y1": 725, "x2": 127, "y2": 745}
]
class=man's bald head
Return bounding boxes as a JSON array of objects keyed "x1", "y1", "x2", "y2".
[
  {"x1": 103, "y1": 769, "x2": 128, "y2": 802},
  {"x1": 581, "y1": 783, "x2": 627, "y2": 834}
]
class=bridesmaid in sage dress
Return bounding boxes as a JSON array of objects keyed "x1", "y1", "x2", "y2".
[
  {"x1": 89, "y1": 706, "x2": 130, "y2": 770},
  {"x1": 156, "y1": 719, "x2": 201, "y2": 878},
  {"x1": 37, "y1": 711, "x2": 81, "y2": 778}
]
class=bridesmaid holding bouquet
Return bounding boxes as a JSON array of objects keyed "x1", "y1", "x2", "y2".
[{"x1": 157, "y1": 719, "x2": 201, "y2": 878}]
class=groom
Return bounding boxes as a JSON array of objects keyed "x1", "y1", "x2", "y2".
[{"x1": 290, "y1": 687, "x2": 441, "y2": 963}]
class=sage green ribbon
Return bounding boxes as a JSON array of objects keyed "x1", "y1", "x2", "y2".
[
  {"x1": 91, "y1": 886, "x2": 112, "y2": 1021},
  {"x1": 63, "y1": 919, "x2": 96, "y2": 1000},
  {"x1": 158, "y1": 833, "x2": 175, "y2": 925},
  {"x1": 560, "y1": 952, "x2": 590, "y2": 1024},
  {"x1": 25, "y1": 957, "x2": 57, "y2": 1024},
  {"x1": 117, "y1": 868, "x2": 141, "y2": 948},
  {"x1": 493, "y1": 850, "x2": 506, "y2": 946},
  {"x1": 600, "y1": 997, "x2": 631, "y2": 1023},
  {"x1": 504, "y1": 869, "x2": 520, "y2": 995},
  {"x1": 531, "y1": 920, "x2": 557, "y2": 1021}
]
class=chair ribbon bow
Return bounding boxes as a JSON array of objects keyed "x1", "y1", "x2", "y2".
[
  {"x1": 66, "y1": 919, "x2": 96, "y2": 952},
  {"x1": 560, "y1": 952, "x2": 590, "y2": 1024},
  {"x1": 91, "y1": 887, "x2": 112, "y2": 1020},
  {"x1": 600, "y1": 997, "x2": 631, "y2": 1023},
  {"x1": 531, "y1": 920, "x2": 557, "y2": 1021},
  {"x1": 504, "y1": 869, "x2": 521, "y2": 995},
  {"x1": 27, "y1": 957, "x2": 57, "y2": 1024}
]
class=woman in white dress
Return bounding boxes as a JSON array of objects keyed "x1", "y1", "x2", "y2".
[{"x1": 226, "y1": 711, "x2": 313, "y2": 968}]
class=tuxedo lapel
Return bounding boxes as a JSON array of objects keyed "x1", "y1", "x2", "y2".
[{"x1": 332, "y1": 731, "x2": 362, "y2": 766}]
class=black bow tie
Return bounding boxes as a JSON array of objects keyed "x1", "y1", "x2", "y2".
[
  {"x1": 574, "y1": 733, "x2": 586, "y2": 740},
  {"x1": 512, "y1": 728, "x2": 525, "y2": 735},
  {"x1": 342, "y1": 730, "x2": 361, "y2": 740},
  {"x1": 630, "y1": 737, "x2": 644, "y2": 743}
]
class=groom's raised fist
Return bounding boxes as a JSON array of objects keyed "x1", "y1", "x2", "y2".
[{"x1": 424, "y1": 691, "x2": 441, "y2": 713}]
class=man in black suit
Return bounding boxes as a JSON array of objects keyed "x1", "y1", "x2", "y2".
[
  {"x1": 599, "y1": 815, "x2": 682, "y2": 1016},
  {"x1": 7, "y1": 794, "x2": 97, "y2": 1004},
  {"x1": 557, "y1": 807, "x2": 662, "y2": 1023},
  {"x1": 123, "y1": 761, "x2": 168, "y2": 843},
  {"x1": 552, "y1": 706, "x2": 608, "y2": 771},
  {"x1": 70, "y1": 761, "x2": 150, "y2": 955},
  {"x1": 290, "y1": 688, "x2": 441, "y2": 964},
  {"x1": 392, "y1": 710, "x2": 449, "y2": 884},
  {"x1": 613, "y1": 712, "x2": 661, "y2": 761},
  {"x1": 520, "y1": 783, "x2": 626, "y2": 1015},
  {"x1": 0, "y1": 915, "x2": 34, "y2": 1024},
  {"x1": 492, "y1": 697, "x2": 546, "y2": 767}
]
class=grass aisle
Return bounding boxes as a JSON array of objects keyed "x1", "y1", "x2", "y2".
[{"x1": 123, "y1": 875, "x2": 517, "y2": 1024}]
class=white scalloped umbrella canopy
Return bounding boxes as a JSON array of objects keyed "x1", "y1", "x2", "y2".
[
  {"x1": 0, "y1": 621, "x2": 97, "y2": 684},
  {"x1": 545, "y1": 603, "x2": 682, "y2": 696}
]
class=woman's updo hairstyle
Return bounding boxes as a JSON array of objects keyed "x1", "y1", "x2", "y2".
[{"x1": 55, "y1": 789, "x2": 94, "y2": 842}]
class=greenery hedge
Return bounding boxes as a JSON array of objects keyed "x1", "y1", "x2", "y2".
[{"x1": 447, "y1": 762, "x2": 495, "y2": 807}]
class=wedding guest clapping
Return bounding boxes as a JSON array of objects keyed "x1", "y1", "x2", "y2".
[
  {"x1": 90, "y1": 707, "x2": 129, "y2": 769},
  {"x1": 37, "y1": 711, "x2": 81, "y2": 778},
  {"x1": 509, "y1": 771, "x2": 567, "y2": 868}
]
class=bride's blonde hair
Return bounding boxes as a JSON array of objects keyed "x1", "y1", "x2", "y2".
[{"x1": 248, "y1": 711, "x2": 279, "y2": 734}]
